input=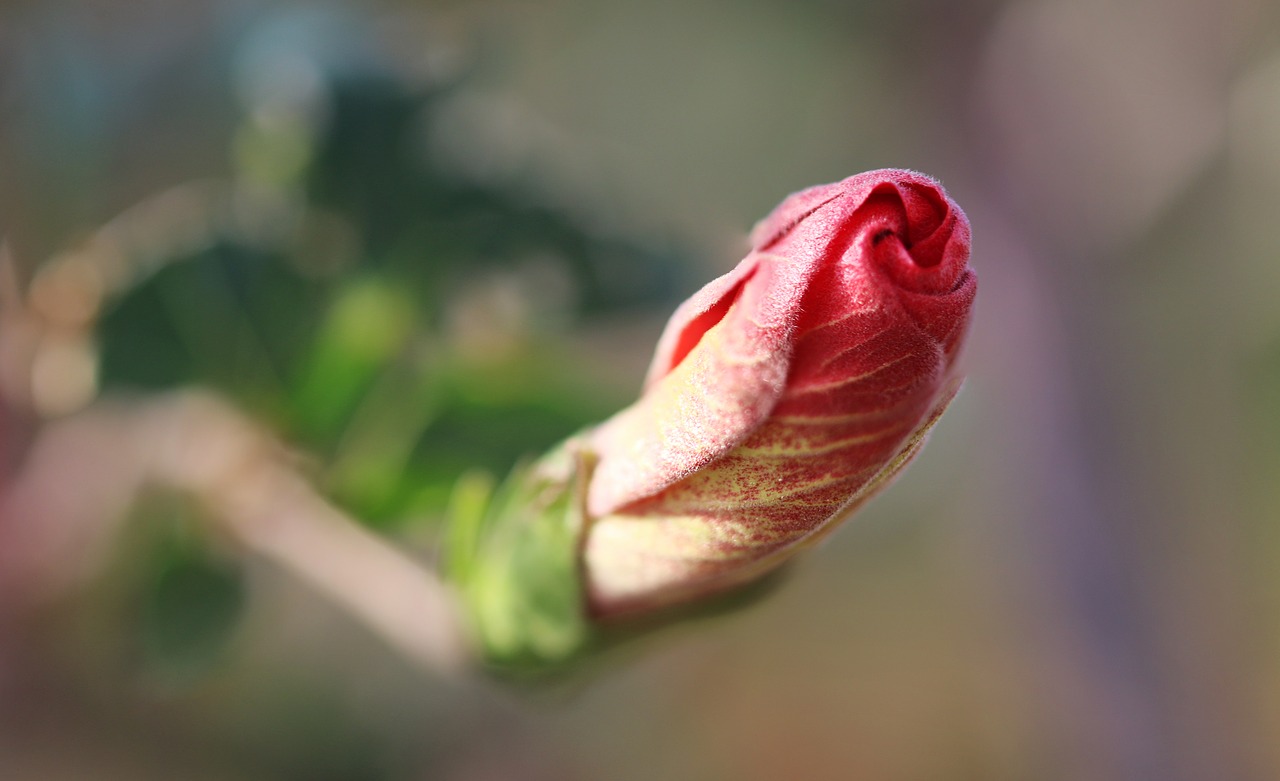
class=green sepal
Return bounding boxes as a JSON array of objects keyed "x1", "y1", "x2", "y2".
[
  {"x1": 444, "y1": 442, "x2": 799, "y2": 680},
  {"x1": 444, "y1": 441, "x2": 595, "y2": 676}
]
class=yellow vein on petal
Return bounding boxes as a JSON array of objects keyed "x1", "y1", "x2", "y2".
[
  {"x1": 736, "y1": 426, "x2": 902, "y2": 457},
  {"x1": 787, "y1": 352, "x2": 916, "y2": 394}
]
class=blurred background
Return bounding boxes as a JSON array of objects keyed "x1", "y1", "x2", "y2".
[{"x1": 1, "y1": 0, "x2": 1279, "y2": 779}]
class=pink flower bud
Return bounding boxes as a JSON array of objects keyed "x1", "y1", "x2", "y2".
[{"x1": 583, "y1": 169, "x2": 976, "y2": 619}]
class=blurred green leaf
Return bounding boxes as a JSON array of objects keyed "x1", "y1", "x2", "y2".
[
  {"x1": 98, "y1": 240, "x2": 328, "y2": 409},
  {"x1": 290, "y1": 276, "x2": 417, "y2": 440},
  {"x1": 139, "y1": 519, "x2": 247, "y2": 679}
]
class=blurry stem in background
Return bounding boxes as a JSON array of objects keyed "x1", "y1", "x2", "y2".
[{"x1": 0, "y1": 390, "x2": 471, "y2": 675}]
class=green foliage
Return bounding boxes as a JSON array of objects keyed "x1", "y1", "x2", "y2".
[
  {"x1": 78, "y1": 15, "x2": 694, "y2": 688},
  {"x1": 92, "y1": 56, "x2": 688, "y2": 532},
  {"x1": 137, "y1": 507, "x2": 248, "y2": 680}
]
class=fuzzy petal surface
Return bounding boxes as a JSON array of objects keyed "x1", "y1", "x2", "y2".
[{"x1": 584, "y1": 169, "x2": 976, "y2": 618}]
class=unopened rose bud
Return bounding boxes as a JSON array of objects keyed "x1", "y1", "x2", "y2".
[
  {"x1": 584, "y1": 169, "x2": 976, "y2": 617},
  {"x1": 448, "y1": 169, "x2": 975, "y2": 670}
]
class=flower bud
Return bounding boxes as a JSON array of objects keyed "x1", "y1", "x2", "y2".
[
  {"x1": 448, "y1": 169, "x2": 975, "y2": 671},
  {"x1": 582, "y1": 169, "x2": 976, "y2": 618}
]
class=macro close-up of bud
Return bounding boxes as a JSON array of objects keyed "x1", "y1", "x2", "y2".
[
  {"x1": 7, "y1": 3, "x2": 1271, "y2": 777},
  {"x1": 450, "y1": 169, "x2": 977, "y2": 670}
]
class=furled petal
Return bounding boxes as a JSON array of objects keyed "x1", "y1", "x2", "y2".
[
  {"x1": 587, "y1": 252, "x2": 816, "y2": 516},
  {"x1": 583, "y1": 169, "x2": 976, "y2": 618}
]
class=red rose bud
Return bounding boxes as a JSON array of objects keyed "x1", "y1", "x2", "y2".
[{"x1": 582, "y1": 169, "x2": 976, "y2": 619}]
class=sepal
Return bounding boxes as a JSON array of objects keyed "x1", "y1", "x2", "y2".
[{"x1": 444, "y1": 443, "x2": 593, "y2": 675}]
